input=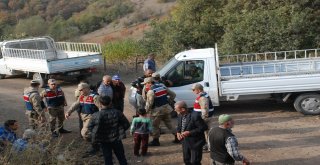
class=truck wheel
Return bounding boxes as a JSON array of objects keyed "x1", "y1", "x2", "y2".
[
  {"x1": 33, "y1": 73, "x2": 44, "y2": 87},
  {"x1": 294, "y1": 93, "x2": 320, "y2": 115},
  {"x1": 0, "y1": 74, "x2": 5, "y2": 79}
]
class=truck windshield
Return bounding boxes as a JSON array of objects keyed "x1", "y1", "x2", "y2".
[{"x1": 158, "y1": 57, "x2": 178, "y2": 76}]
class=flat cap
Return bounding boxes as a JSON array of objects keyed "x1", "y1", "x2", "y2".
[
  {"x1": 30, "y1": 80, "x2": 40, "y2": 84},
  {"x1": 218, "y1": 114, "x2": 232, "y2": 124}
]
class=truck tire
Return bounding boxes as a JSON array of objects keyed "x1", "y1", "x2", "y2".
[
  {"x1": 0, "y1": 74, "x2": 5, "y2": 79},
  {"x1": 293, "y1": 93, "x2": 320, "y2": 115}
]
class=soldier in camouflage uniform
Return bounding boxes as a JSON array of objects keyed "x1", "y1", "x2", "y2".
[
  {"x1": 144, "y1": 77, "x2": 177, "y2": 146},
  {"x1": 23, "y1": 80, "x2": 46, "y2": 129},
  {"x1": 41, "y1": 79, "x2": 71, "y2": 137},
  {"x1": 65, "y1": 83, "x2": 100, "y2": 140}
]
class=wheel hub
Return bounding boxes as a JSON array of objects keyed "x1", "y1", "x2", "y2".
[{"x1": 301, "y1": 98, "x2": 320, "y2": 111}]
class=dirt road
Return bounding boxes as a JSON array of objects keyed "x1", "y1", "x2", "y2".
[{"x1": 1, "y1": 73, "x2": 320, "y2": 165}]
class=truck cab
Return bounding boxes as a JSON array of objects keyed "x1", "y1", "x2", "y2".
[{"x1": 158, "y1": 48, "x2": 219, "y2": 107}]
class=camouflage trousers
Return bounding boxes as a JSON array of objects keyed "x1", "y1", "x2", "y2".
[
  {"x1": 151, "y1": 104, "x2": 175, "y2": 139},
  {"x1": 25, "y1": 110, "x2": 45, "y2": 129},
  {"x1": 80, "y1": 113, "x2": 93, "y2": 140},
  {"x1": 48, "y1": 106, "x2": 65, "y2": 132}
]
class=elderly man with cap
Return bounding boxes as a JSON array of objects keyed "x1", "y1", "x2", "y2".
[
  {"x1": 192, "y1": 83, "x2": 214, "y2": 151},
  {"x1": 65, "y1": 83, "x2": 100, "y2": 140},
  {"x1": 23, "y1": 80, "x2": 46, "y2": 129},
  {"x1": 144, "y1": 77, "x2": 177, "y2": 146},
  {"x1": 175, "y1": 101, "x2": 207, "y2": 165},
  {"x1": 111, "y1": 74, "x2": 126, "y2": 113},
  {"x1": 41, "y1": 79, "x2": 70, "y2": 137},
  {"x1": 208, "y1": 114, "x2": 250, "y2": 165}
]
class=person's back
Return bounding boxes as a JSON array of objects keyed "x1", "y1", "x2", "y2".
[
  {"x1": 130, "y1": 108, "x2": 152, "y2": 156},
  {"x1": 131, "y1": 116, "x2": 152, "y2": 135},
  {"x1": 92, "y1": 108, "x2": 129, "y2": 143},
  {"x1": 88, "y1": 96, "x2": 129, "y2": 165}
]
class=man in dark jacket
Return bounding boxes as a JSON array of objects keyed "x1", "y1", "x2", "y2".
[
  {"x1": 88, "y1": 96, "x2": 130, "y2": 165},
  {"x1": 175, "y1": 101, "x2": 208, "y2": 165},
  {"x1": 111, "y1": 74, "x2": 126, "y2": 113}
]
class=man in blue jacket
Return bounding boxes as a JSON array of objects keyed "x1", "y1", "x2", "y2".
[
  {"x1": 0, "y1": 120, "x2": 19, "y2": 152},
  {"x1": 143, "y1": 53, "x2": 156, "y2": 72}
]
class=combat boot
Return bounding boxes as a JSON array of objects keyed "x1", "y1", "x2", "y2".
[
  {"x1": 51, "y1": 131, "x2": 59, "y2": 138},
  {"x1": 148, "y1": 138, "x2": 160, "y2": 146},
  {"x1": 59, "y1": 127, "x2": 72, "y2": 133}
]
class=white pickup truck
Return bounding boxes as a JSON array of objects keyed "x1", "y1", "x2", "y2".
[
  {"x1": 130, "y1": 46, "x2": 320, "y2": 115},
  {"x1": 0, "y1": 36, "x2": 102, "y2": 86}
]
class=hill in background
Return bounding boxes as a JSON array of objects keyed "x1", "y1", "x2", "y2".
[
  {"x1": 0, "y1": 0, "x2": 176, "y2": 42},
  {"x1": 82, "y1": 0, "x2": 177, "y2": 43}
]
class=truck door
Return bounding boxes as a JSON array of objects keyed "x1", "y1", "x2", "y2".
[{"x1": 164, "y1": 59, "x2": 208, "y2": 107}]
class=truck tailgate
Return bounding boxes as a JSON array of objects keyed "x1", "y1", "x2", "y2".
[{"x1": 47, "y1": 54, "x2": 102, "y2": 73}]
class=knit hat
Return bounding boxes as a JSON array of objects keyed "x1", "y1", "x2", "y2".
[
  {"x1": 112, "y1": 74, "x2": 121, "y2": 80},
  {"x1": 218, "y1": 114, "x2": 232, "y2": 124},
  {"x1": 23, "y1": 129, "x2": 36, "y2": 139}
]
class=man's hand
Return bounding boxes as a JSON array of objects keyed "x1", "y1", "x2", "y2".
[
  {"x1": 242, "y1": 158, "x2": 250, "y2": 165},
  {"x1": 65, "y1": 113, "x2": 70, "y2": 119},
  {"x1": 38, "y1": 112, "x2": 46, "y2": 123},
  {"x1": 177, "y1": 132, "x2": 183, "y2": 140},
  {"x1": 181, "y1": 131, "x2": 190, "y2": 138}
]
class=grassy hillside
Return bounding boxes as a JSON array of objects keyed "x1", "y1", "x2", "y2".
[
  {"x1": 0, "y1": 0, "x2": 176, "y2": 42},
  {"x1": 81, "y1": 0, "x2": 177, "y2": 43}
]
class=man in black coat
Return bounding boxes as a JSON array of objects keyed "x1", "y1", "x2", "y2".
[
  {"x1": 88, "y1": 96, "x2": 130, "y2": 165},
  {"x1": 175, "y1": 101, "x2": 208, "y2": 165}
]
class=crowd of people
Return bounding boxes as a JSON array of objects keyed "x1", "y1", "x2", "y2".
[{"x1": 0, "y1": 54, "x2": 251, "y2": 165}]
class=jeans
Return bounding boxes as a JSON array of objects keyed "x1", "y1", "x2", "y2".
[
  {"x1": 101, "y1": 140, "x2": 127, "y2": 165},
  {"x1": 134, "y1": 133, "x2": 149, "y2": 155}
]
